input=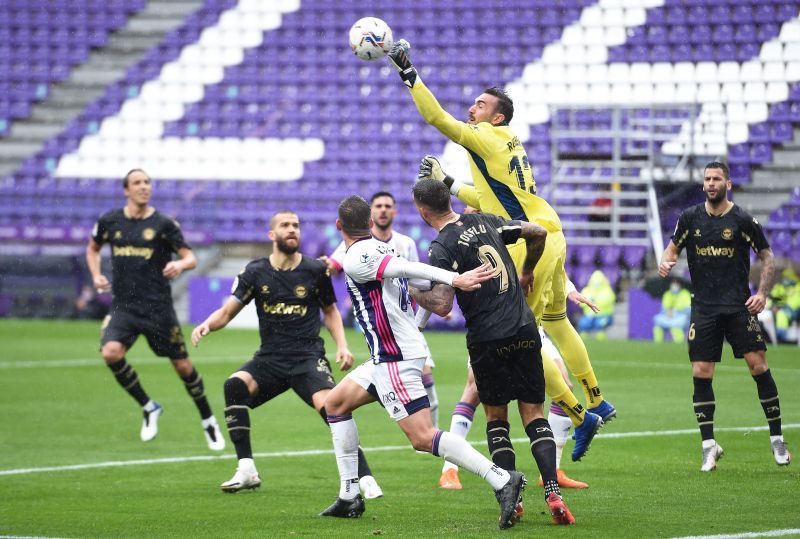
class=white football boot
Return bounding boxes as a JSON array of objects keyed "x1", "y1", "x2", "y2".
[
  {"x1": 771, "y1": 438, "x2": 792, "y2": 466},
  {"x1": 202, "y1": 416, "x2": 225, "y2": 451},
  {"x1": 359, "y1": 475, "x2": 383, "y2": 499},
  {"x1": 221, "y1": 458, "x2": 261, "y2": 493},
  {"x1": 140, "y1": 401, "x2": 162, "y2": 442},
  {"x1": 700, "y1": 442, "x2": 723, "y2": 472}
]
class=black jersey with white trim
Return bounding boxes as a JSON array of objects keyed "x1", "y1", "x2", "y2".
[
  {"x1": 92, "y1": 209, "x2": 189, "y2": 314},
  {"x1": 428, "y1": 213, "x2": 534, "y2": 345},
  {"x1": 671, "y1": 203, "x2": 769, "y2": 313},
  {"x1": 231, "y1": 255, "x2": 336, "y2": 356}
]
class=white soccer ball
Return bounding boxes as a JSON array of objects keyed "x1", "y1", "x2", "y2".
[{"x1": 348, "y1": 17, "x2": 393, "y2": 61}]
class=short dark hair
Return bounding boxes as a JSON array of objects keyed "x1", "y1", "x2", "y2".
[
  {"x1": 370, "y1": 191, "x2": 395, "y2": 204},
  {"x1": 269, "y1": 210, "x2": 299, "y2": 230},
  {"x1": 338, "y1": 195, "x2": 372, "y2": 236},
  {"x1": 704, "y1": 161, "x2": 730, "y2": 180},
  {"x1": 484, "y1": 87, "x2": 514, "y2": 125},
  {"x1": 412, "y1": 179, "x2": 452, "y2": 215},
  {"x1": 123, "y1": 168, "x2": 149, "y2": 188}
]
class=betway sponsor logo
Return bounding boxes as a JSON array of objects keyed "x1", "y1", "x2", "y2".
[{"x1": 695, "y1": 245, "x2": 734, "y2": 258}]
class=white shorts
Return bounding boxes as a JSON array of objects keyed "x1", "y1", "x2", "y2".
[
  {"x1": 347, "y1": 358, "x2": 429, "y2": 421},
  {"x1": 424, "y1": 355, "x2": 435, "y2": 369},
  {"x1": 540, "y1": 327, "x2": 563, "y2": 367}
]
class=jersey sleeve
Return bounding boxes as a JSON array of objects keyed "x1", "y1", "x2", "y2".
[
  {"x1": 488, "y1": 215, "x2": 524, "y2": 245},
  {"x1": 231, "y1": 266, "x2": 257, "y2": 305},
  {"x1": 741, "y1": 214, "x2": 771, "y2": 252},
  {"x1": 409, "y1": 81, "x2": 495, "y2": 157},
  {"x1": 91, "y1": 215, "x2": 108, "y2": 245},
  {"x1": 328, "y1": 241, "x2": 346, "y2": 270},
  {"x1": 316, "y1": 265, "x2": 337, "y2": 307},
  {"x1": 671, "y1": 210, "x2": 692, "y2": 250},
  {"x1": 162, "y1": 218, "x2": 190, "y2": 252},
  {"x1": 342, "y1": 244, "x2": 390, "y2": 284}
]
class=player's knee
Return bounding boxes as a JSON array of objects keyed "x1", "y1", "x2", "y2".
[
  {"x1": 171, "y1": 358, "x2": 193, "y2": 377},
  {"x1": 100, "y1": 342, "x2": 125, "y2": 363},
  {"x1": 223, "y1": 376, "x2": 250, "y2": 404}
]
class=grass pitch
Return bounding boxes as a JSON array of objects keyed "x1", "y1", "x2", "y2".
[{"x1": 0, "y1": 319, "x2": 798, "y2": 538}]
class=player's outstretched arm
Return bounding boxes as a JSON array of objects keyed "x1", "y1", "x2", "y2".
[
  {"x1": 658, "y1": 241, "x2": 680, "y2": 277},
  {"x1": 191, "y1": 297, "x2": 244, "y2": 347},
  {"x1": 387, "y1": 39, "x2": 418, "y2": 88},
  {"x1": 746, "y1": 247, "x2": 776, "y2": 314},
  {"x1": 417, "y1": 156, "x2": 482, "y2": 209},
  {"x1": 322, "y1": 303, "x2": 354, "y2": 371},
  {"x1": 411, "y1": 284, "x2": 455, "y2": 317}
]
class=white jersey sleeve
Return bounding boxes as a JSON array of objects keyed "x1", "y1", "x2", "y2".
[{"x1": 328, "y1": 241, "x2": 347, "y2": 271}]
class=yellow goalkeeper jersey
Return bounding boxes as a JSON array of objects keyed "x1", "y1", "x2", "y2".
[{"x1": 409, "y1": 81, "x2": 562, "y2": 233}]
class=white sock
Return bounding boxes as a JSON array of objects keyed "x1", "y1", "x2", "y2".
[
  {"x1": 330, "y1": 417, "x2": 360, "y2": 500},
  {"x1": 425, "y1": 384, "x2": 439, "y2": 429},
  {"x1": 436, "y1": 431, "x2": 509, "y2": 490},
  {"x1": 442, "y1": 409, "x2": 474, "y2": 472},
  {"x1": 143, "y1": 400, "x2": 157, "y2": 412},
  {"x1": 702, "y1": 439, "x2": 717, "y2": 449},
  {"x1": 238, "y1": 457, "x2": 256, "y2": 473},
  {"x1": 770, "y1": 435, "x2": 784, "y2": 443},
  {"x1": 548, "y1": 412, "x2": 572, "y2": 469}
]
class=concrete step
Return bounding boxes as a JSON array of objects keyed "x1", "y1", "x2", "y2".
[
  {"x1": 147, "y1": 1, "x2": 205, "y2": 18},
  {"x1": 47, "y1": 85, "x2": 107, "y2": 105},
  {"x1": 29, "y1": 104, "x2": 87, "y2": 123},
  {"x1": 0, "y1": 142, "x2": 42, "y2": 159},
  {"x1": 9, "y1": 122, "x2": 65, "y2": 140},
  {"x1": 752, "y1": 167, "x2": 800, "y2": 187},
  {"x1": 127, "y1": 16, "x2": 188, "y2": 33},
  {"x1": 771, "y1": 149, "x2": 800, "y2": 168},
  {"x1": 734, "y1": 190, "x2": 793, "y2": 217}
]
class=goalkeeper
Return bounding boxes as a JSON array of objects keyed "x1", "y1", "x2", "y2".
[{"x1": 387, "y1": 40, "x2": 616, "y2": 433}]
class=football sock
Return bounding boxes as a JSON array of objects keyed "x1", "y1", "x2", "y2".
[
  {"x1": 181, "y1": 368, "x2": 212, "y2": 420},
  {"x1": 543, "y1": 317, "x2": 604, "y2": 407},
  {"x1": 486, "y1": 420, "x2": 516, "y2": 471},
  {"x1": 223, "y1": 377, "x2": 252, "y2": 460},
  {"x1": 328, "y1": 414, "x2": 360, "y2": 500},
  {"x1": 653, "y1": 326, "x2": 665, "y2": 343},
  {"x1": 422, "y1": 372, "x2": 439, "y2": 429},
  {"x1": 546, "y1": 355, "x2": 586, "y2": 427},
  {"x1": 442, "y1": 401, "x2": 476, "y2": 472},
  {"x1": 319, "y1": 406, "x2": 372, "y2": 478},
  {"x1": 526, "y1": 418, "x2": 560, "y2": 500},
  {"x1": 107, "y1": 358, "x2": 149, "y2": 406},
  {"x1": 548, "y1": 402, "x2": 572, "y2": 469},
  {"x1": 692, "y1": 377, "x2": 715, "y2": 441},
  {"x1": 753, "y1": 369, "x2": 782, "y2": 436},
  {"x1": 432, "y1": 430, "x2": 510, "y2": 491}
]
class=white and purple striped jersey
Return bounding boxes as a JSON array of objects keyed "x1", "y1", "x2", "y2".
[
  {"x1": 329, "y1": 231, "x2": 419, "y2": 271},
  {"x1": 342, "y1": 236, "x2": 430, "y2": 363}
]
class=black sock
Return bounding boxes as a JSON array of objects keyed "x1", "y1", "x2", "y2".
[
  {"x1": 181, "y1": 368, "x2": 212, "y2": 419},
  {"x1": 525, "y1": 418, "x2": 559, "y2": 499},
  {"x1": 319, "y1": 406, "x2": 374, "y2": 478},
  {"x1": 108, "y1": 358, "x2": 149, "y2": 407},
  {"x1": 692, "y1": 377, "x2": 715, "y2": 441},
  {"x1": 753, "y1": 369, "x2": 782, "y2": 436},
  {"x1": 487, "y1": 420, "x2": 516, "y2": 471},
  {"x1": 223, "y1": 377, "x2": 252, "y2": 460}
]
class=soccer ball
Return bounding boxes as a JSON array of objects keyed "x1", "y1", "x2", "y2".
[{"x1": 348, "y1": 17, "x2": 393, "y2": 61}]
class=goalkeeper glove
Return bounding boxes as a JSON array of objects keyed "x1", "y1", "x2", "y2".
[
  {"x1": 417, "y1": 155, "x2": 462, "y2": 195},
  {"x1": 387, "y1": 39, "x2": 419, "y2": 88}
]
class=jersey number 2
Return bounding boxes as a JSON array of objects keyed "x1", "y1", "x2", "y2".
[{"x1": 478, "y1": 245, "x2": 509, "y2": 294}]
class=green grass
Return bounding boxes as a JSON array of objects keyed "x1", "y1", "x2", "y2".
[{"x1": 1, "y1": 319, "x2": 798, "y2": 538}]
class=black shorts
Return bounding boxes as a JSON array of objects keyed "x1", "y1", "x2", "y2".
[
  {"x1": 467, "y1": 323, "x2": 544, "y2": 406},
  {"x1": 688, "y1": 309, "x2": 767, "y2": 362},
  {"x1": 238, "y1": 353, "x2": 336, "y2": 409},
  {"x1": 101, "y1": 307, "x2": 187, "y2": 359}
]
